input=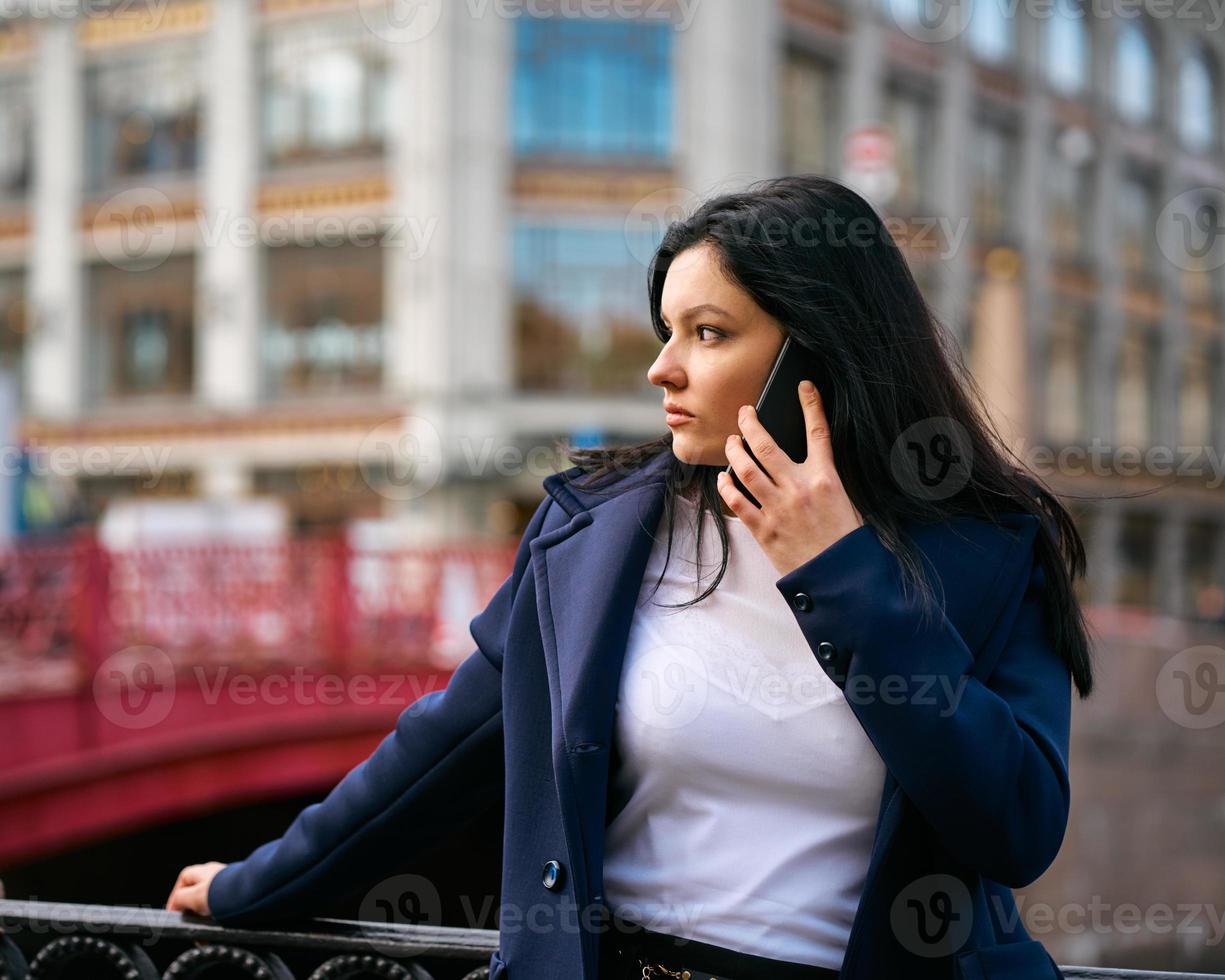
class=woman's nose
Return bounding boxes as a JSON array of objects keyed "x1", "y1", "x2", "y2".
[{"x1": 647, "y1": 349, "x2": 682, "y2": 388}]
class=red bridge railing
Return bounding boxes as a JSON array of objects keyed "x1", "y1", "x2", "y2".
[{"x1": 0, "y1": 528, "x2": 518, "y2": 704}]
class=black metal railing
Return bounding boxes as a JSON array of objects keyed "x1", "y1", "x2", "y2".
[
  {"x1": 0, "y1": 900, "x2": 496, "y2": 980},
  {"x1": 1, "y1": 899, "x2": 1222, "y2": 979}
]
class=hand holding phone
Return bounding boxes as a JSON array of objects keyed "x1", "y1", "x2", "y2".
[{"x1": 723, "y1": 335, "x2": 815, "y2": 509}]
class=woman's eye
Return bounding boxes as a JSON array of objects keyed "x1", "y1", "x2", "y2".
[{"x1": 660, "y1": 325, "x2": 721, "y2": 342}]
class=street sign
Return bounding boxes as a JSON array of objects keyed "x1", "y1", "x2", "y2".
[{"x1": 842, "y1": 125, "x2": 900, "y2": 206}]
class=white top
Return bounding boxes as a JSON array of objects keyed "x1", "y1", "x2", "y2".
[{"x1": 601, "y1": 492, "x2": 887, "y2": 971}]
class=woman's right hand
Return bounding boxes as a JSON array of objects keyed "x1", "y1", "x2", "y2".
[{"x1": 165, "y1": 862, "x2": 227, "y2": 917}]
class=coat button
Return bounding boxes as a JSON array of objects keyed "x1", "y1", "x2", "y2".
[
  {"x1": 817, "y1": 641, "x2": 837, "y2": 662},
  {"x1": 542, "y1": 860, "x2": 564, "y2": 891},
  {"x1": 792, "y1": 591, "x2": 813, "y2": 612}
]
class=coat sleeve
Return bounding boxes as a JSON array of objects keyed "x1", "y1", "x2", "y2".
[
  {"x1": 206, "y1": 496, "x2": 555, "y2": 926},
  {"x1": 774, "y1": 518, "x2": 1071, "y2": 889}
]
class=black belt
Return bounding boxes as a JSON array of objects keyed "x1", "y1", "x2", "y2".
[
  {"x1": 600, "y1": 938, "x2": 733, "y2": 980},
  {"x1": 597, "y1": 922, "x2": 841, "y2": 980}
]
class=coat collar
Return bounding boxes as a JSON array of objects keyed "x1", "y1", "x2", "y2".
[{"x1": 540, "y1": 448, "x2": 674, "y2": 518}]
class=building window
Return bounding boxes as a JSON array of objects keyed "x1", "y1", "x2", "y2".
[
  {"x1": 1179, "y1": 42, "x2": 1219, "y2": 153},
  {"x1": 89, "y1": 257, "x2": 195, "y2": 400},
  {"x1": 1180, "y1": 335, "x2": 1214, "y2": 451},
  {"x1": 879, "y1": 0, "x2": 940, "y2": 31},
  {"x1": 971, "y1": 113, "x2": 1017, "y2": 245},
  {"x1": 512, "y1": 221, "x2": 660, "y2": 393},
  {"x1": 0, "y1": 72, "x2": 31, "y2": 199},
  {"x1": 261, "y1": 14, "x2": 390, "y2": 167},
  {"x1": 512, "y1": 17, "x2": 672, "y2": 161},
  {"x1": 1117, "y1": 168, "x2": 1160, "y2": 289},
  {"x1": 0, "y1": 271, "x2": 25, "y2": 407},
  {"x1": 1114, "y1": 322, "x2": 1160, "y2": 449},
  {"x1": 1045, "y1": 302, "x2": 1092, "y2": 446},
  {"x1": 1115, "y1": 21, "x2": 1157, "y2": 125},
  {"x1": 1044, "y1": 0, "x2": 1091, "y2": 97},
  {"x1": 967, "y1": 0, "x2": 1016, "y2": 64},
  {"x1": 1069, "y1": 503, "x2": 1094, "y2": 606},
  {"x1": 85, "y1": 45, "x2": 201, "y2": 190},
  {"x1": 783, "y1": 50, "x2": 838, "y2": 176},
  {"x1": 1184, "y1": 517, "x2": 1225, "y2": 622},
  {"x1": 1117, "y1": 511, "x2": 1158, "y2": 609},
  {"x1": 1212, "y1": 339, "x2": 1224, "y2": 452},
  {"x1": 263, "y1": 243, "x2": 384, "y2": 397},
  {"x1": 882, "y1": 83, "x2": 934, "y2": 215},
  {"x1": 1048, "y1": 128, "x2": 1094, "y2": 264},
  {"x1": 1178, "y1": 192, "x2": 1224, "y2": 310},
  {"x1": 253, "y1": 464, "x2": 384, "y2": 531}
]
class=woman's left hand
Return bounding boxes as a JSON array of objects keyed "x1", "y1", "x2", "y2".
[{"x1": 718, "y1": 380, "x2": 865, "y2": 578}]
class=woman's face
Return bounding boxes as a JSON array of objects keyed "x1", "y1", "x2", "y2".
[{"x1": 647, "y1": 242, "x2": 787, "y2": 467}]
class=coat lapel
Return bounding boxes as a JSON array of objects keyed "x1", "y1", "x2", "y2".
[{"x1": 528, "y1": 451, "x2": 673, "y2": 901}]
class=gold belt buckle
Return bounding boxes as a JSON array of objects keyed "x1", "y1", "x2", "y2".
[{"x1": 641, "y1": 964, "x2": 692, "y2": 979}]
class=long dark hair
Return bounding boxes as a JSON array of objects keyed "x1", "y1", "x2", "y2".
[{"x1": 558, "y1": 174, "x2": 1118, "y2": 700}]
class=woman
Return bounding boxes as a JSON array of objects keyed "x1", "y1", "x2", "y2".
[{"x1": 167, "y1": 175, "x2": 1095, "y2": 980}]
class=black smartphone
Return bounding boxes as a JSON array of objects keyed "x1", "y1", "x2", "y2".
[{"x1": 723, "y1": 334, "x2": 816, "y2": 509}]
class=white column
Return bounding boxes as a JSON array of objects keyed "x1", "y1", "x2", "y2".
[
  {"x1": 196, "y1": 456, "x2": 252, "y2": 499},
  {"x1": 384, "y1": 6, "x2": 454, "y2": 404},
  {"x1": 1154, "y1": 16, "x2": 1188, "y2": 454},
  {"x1": 197, "y1": 0, "x2": 260, "y2": 409},
  {"x1": 382, "y1": 4, "x2": 513, "y2": 518},
  {"x1": 971, "y1": 251, "x2": 1029, "y2": 451},
  {"x1": 449, "y1": 8, "x2": 513, "y2": 399},
  {"x1": 676, "y1": 0, "x2": 782, "y2": 197},
  {"x1": 26, "y1": 16, "x2": 83, "y2": 418},
  {"x1": 841, "y1": 0, "x2": 885, "y2": 139},
  {"x1": 933, "y1": 43, "x2": 973, "y2": 347},
  {"x1": 385, "y1": 6, "x2": 513, "y2": 399},
  {"x1": 1090, "y1": 13, "x2": 1124, "y2": 450},
  {"x1": 1017, "y1": 4, "x2": 1052, "y2": 445}
]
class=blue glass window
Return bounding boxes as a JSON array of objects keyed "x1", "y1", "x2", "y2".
[
  {"x1": 1044, "y1": 0, "x2": 1091, "y2": 96},
  {"x1": 967, "y1": 0, "x2": 1015, "y2": 63},
  {"x1": 513, "y1": 17, "x2": 672, "y2": 160},
  {"x1": 512, "y1": 222, "x2": 662, "y2": 392},
  {"x1": 1179, "y1": 44, "x2": 1219, "y2": 151},
  {"x1": 1115, "y1": 22, "x2": 1156, "y2": 124}
]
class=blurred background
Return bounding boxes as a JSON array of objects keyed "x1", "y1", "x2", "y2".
[{"x1": 0, "y1": 0, "x2": 1222, "y2": 972}]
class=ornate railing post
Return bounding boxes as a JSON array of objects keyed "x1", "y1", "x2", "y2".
[
  {"x1": 326, "y1": 530, "x2": 353, "y2": 673},
  {"x1": 70, "y1": 526, "x2": 110, "y2": 683}
]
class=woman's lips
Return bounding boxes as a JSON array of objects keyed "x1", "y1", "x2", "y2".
[{"x1": 665, "y1": 411, "x2": 694, "y2": 426}]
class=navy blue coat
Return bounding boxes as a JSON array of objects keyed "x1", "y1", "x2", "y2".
[{"x1": 208, "y1": 448, "x2": 1072, "y2": 980}]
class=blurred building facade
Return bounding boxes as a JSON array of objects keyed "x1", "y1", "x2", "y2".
[
  {"x1": 0, "y1": 0, "x2": 1218, "y2": 560},
  {"x1": 1, "y1": 0, "x2": 1225, "y2": 965}
]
